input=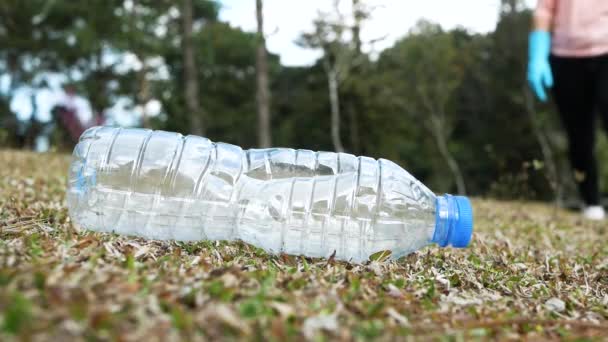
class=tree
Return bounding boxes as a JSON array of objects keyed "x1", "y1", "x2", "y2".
[
  {"x1": 378, "y1": 21, "x2": 467, "y2": 194},
  {"x1": 299, "y1": 0, "x2": 378, "y2": 153},
  {"x1": 158, "y1": 14, "x2": 281, "y2": 147},
  {"x1": 345, "y1": 0, "x2": 365, "y2": 154},
  {"x1": 299, "y1": 1, "x2": 353, "y2": 153},
  {"x1": 115, "y1": 0, "x2": 172, "y2": 128},
  {"x1": 255, "y1": 0, "x2": 271, "y2": 147},
  {"x1": 0, "y1": 0, "x2": 126, "y2": 146},
  {"x1": 182, "y1": 0, "x2": 204, "y2": 135},
  {"x1": 0, "y1": 0, "x2": 575, "y2": 201},
  {"x1": 497, "y1": 0, "x2": 565, "y2": 202},
  {"x1": 479, "y1": 1, "x2": 567, "y2": 201}
]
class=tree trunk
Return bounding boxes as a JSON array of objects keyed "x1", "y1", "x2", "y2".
[
  {"x1": 138, "y1": 59, "x2": 150, "y2": 128},
  {"x1": 255, "y1": 0, "x2": 271, "y2": 147},
  {"x1": 327, "y1": 66, "x2": 345, "y2": 153},
  {"x1": 347, "y1": 0, "x2": 362, "y2": 154},
  {"x1": 523, "y1": 86, "x2": 563, "y2": 205},
  {"x1": 347, "y1": 102, "x2": 360, "y2": 154},
  {"x1": 431, "y1": 116, "x2": 467, "y2": 195},
  {"x1": 351, "y1": 0, "x2": 363, "y2": 55},
  {"x1": 181, "y1": 0, "x2": 204, "y2": 135},
  {"x1": 417, "y1": 90, "x2": 466, "y2": 194}
]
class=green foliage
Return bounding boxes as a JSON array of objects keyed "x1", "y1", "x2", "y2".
[
  {"x1": 373, "y1": 20, "x2": 468, "y2": 192},
  {"x1": 2, "y1": 292, "x2": 32, "y2": 335},
  {"x1": 0, "y1": 0, "x2": 589, "y2": 200}
]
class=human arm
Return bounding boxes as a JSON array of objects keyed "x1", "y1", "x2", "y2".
[{"x1": 527, "y1": 0, "x2": 555, "y2": 101}]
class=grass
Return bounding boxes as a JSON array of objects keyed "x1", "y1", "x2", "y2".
[{"x1": 0, "y1": 149, "x2": 607, "y2": 340}]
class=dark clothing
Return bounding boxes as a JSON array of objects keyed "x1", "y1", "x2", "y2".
[{"x1": 550, "y1": 54, "x2": 608, "y2": 205}]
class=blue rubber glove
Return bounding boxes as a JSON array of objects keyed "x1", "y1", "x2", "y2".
[{"x1": 527, "y1": 30, "x2": 553, "y2": 102}]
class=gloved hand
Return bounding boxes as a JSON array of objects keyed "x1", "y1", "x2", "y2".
[{"x1": 527, "y1": 30, "x2": 553, "y2": 102}]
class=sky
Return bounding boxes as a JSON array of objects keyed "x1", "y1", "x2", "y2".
[
  {"x1": 6, "y1": 0, "x2": 537, "y2": 127},
  {"x1": 219, "y1": 0, "x2": 536, "y2": 66}
]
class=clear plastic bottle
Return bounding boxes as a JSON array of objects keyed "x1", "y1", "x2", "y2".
[{"x1": 67, "y1": 126, "x2": 473, "y2": 262}]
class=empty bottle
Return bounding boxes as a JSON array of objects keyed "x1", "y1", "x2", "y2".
[{"x1": 67, "y1": 126, "x2": 473, "y2": 263}]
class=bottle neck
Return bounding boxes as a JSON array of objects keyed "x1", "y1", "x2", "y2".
[{"x1": 432, "y1": 195, "x2": 458, "y2": 247}]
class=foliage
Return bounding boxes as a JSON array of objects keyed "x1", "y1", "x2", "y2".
[
  {"x1": 1, "y1": 0, "x2": 607, "y2": 201},
  {"x1": 376, "y1": 20, "x2": 468, "y2": 194}
]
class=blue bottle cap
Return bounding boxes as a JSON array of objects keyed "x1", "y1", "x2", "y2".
[
  {"x1": 432, "y1": 195, "x2": 473, "y2": 248},
  {"x1": 450, "y1": 196, "x2": 473, "y2": 248}
]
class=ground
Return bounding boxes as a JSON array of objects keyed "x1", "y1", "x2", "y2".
[{"x1": 0, "y1": 149, "x2": 607, "y2": 341}]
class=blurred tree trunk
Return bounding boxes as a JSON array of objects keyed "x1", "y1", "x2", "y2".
[
  {"x1": 255, "y1": 0, "x2": 271, "y2": 147},
  {"x1": 381, "y1": 22, "x2": 467, "y2": 194},
  {"x1": 430, "y1": 115, "x2": 467, "y2": 195},
  {"x1": 347, "y1": 102, "x2": 360, "y2": 153},
  {"x1": 523, "y1": 87, "x2": 563, "y2": 204},
  {"x1": 138, "y1": 61, "x2": 150, "y2": 128},
  {"x1": 418, "y1": 89, "x2": 467, "y2": 195},
  {"x1": 352, "y1": 0, "x2": 363, "y2": 54},
  {"x1": 84, "y1": 48, "x2": 114, "y2": 122},
  {"x1": 130, "y1": 0, "x2": 149, "y2": 129},
  {"x1": 181, "y1": 0, "x2": 204, "y2": 135},
  {"x1": 298, "y1": 0, "x2": 372, "y2": 153},
  {"x1": 347, "y1": 0, "x2": 363, "y2": 154},
  {"x1": 325, "y1": 61, "x2": 345, "y2": 153}
]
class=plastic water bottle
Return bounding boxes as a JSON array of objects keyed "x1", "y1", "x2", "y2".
[{"x1": 67, "y1": 126, "x2": 473, "y2": 262}]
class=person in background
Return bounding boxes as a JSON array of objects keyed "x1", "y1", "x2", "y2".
[
  {"x1": 528, "y1": 0, "x2": 608, "y2": 220},
  {"x1": 52, "y1": 85, "x2": 102, "y2": 146}
]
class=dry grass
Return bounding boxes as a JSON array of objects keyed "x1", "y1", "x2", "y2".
[{"x1": 0, "y1": 149, "x2": 607, "y2": 341}]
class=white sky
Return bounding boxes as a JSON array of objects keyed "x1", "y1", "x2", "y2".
[{"x1": 219, "y1": 0, "x2": 536, "y2": 66}]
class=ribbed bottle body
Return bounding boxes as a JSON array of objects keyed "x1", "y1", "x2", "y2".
[{"x1": 67, "y1": 126, "x2": 437, "y2": 262}]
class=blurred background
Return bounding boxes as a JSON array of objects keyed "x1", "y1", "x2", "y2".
[{"x1": 0, "y1": 0, "x2": 603, "y2": 204}]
